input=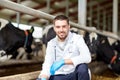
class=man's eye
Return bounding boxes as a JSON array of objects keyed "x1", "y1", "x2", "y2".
[
  {"x1": 56, "y1": 26, "x2": 60, "y2": 28},
  {"x1": 63, "y1": 26, "x2": 66, "y2": 28}
]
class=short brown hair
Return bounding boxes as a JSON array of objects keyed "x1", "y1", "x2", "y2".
[{"x1": 53, "y1": 15, "x2": 69, "y2": 25}]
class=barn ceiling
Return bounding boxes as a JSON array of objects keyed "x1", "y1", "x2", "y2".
[{"x1": 0, "y1": 0, "x2": 120, "y2": 31}]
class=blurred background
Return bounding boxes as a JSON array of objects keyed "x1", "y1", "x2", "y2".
[{"x1": 0, "y1": 0, "x2": 120, "y2": 80}]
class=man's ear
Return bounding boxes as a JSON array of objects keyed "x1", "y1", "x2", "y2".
[{"x1": 29, "y1": 26, "x2": 34, "y2": 33}]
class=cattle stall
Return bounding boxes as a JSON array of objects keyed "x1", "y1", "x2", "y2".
[{"x1": 0, "y1": 0, "x2": 120, "y2": 80}]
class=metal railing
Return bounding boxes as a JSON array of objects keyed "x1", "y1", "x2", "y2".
[{"x1": 0, "y1": 0, "x2": 120, "y2": 40}]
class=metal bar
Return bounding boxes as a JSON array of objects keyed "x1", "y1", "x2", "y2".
[
  {"x1": 65, "y1": 0, "x2": 69, "y2": 17},
  {"x1": 78, "y1": 0, "x2": 87, "y2": 25},
  {"x1": 0, "y1": 0, "x2": 120, "y2": 40},
  {"x1": 112, "y1": 0, "x2": 118, "y2": 34},
  {"x1": 0, "y1": 0, "x2": 54, "y2": 20},
  {"x1": 16, "y1": 0, "x2": 21, "y2": 28},
  {"x1": 69, "y1": 21, "x2": 120, "y2": 40}
]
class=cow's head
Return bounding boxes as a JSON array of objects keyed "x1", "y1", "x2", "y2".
[{"x1": 84, "y1": 31, "x2": 100, "y2": 60}]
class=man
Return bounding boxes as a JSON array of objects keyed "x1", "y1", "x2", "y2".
[{"x1": 37, "y1": 15, "x2": 91, "y2": 80}]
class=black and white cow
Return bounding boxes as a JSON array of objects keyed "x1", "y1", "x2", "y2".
[
  {"x1": 84, "y1": 31, "x2": 120, "y2": 75},
  {"x1": 84, "y1": 31, "x2": 115, "y2": 62},
  {"x1": 84, "y1": 31, "x2": 100, "y2": 60},
  {"x1": 0, "y1": 18, "x2": 34, "y2": 61}
]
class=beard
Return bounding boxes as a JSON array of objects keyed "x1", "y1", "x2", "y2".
[{"x1": 57, "y1": 32, "x2": 67, "y2": 41}]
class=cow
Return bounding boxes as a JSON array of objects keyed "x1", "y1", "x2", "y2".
[
  {"x1": 84, "y1": 31, "x2": 99, "y2": 60},
  {"x1": 84, "y1": 31, "x2": 120, "y2": 75},
  {"x1": 0, "y1": 18, "x2": 34, "y2": 61},
  {"x1": 84, "y1": 31, "x2": 115, "y2": 62}
]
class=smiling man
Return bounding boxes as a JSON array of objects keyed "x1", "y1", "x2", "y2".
[{"x1": 37, "y1": 15, "x2": 91, "y2": 80}]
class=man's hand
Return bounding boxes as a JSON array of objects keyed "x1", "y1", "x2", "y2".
[
  {"x1": 36, "y1": 78, "x2": 46, "y2": 80},
  {"x1": 50, "y1": 59, "x2": 65, "y2": 75}
]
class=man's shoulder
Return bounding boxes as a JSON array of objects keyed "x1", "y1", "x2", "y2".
[
  {"x1": 47, "y1": 37, "x2": 56, "y2": 45},
  {"x1": 72, "y1": 33, "x2": 83, "y2": 39},
  {"x1": 71, "y1": 33, "x2": 85, "y2": 45}
]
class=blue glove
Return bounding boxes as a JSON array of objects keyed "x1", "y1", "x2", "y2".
[
  {"x1": 36, "y1": 78, "x2": 46, "y2": 80},
  {"x1": 50, "y1": 59, "x2": 65, "y2": 75}
]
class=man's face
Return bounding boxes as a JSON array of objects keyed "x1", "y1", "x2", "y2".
[{"x1": 54, "y1": 20, "x2": 70, "y2": 41}]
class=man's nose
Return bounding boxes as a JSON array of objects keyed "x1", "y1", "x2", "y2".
[{"x1": 60, "y1": 27, "x2": 63, "y2": 31}]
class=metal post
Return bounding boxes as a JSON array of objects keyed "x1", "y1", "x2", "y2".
[
  {"x1": 46, "y1": 0, "x2": 50, "y2": 25},
  {"x1": 16, "y1": 0, "x2": 20, "y2": 27},
  {"x1": 103, "y1": 9, "x2": 106, "y2": 30},
  {"x1": 107, "y1": 15, "x2": 111, "y2": 31},
  {"x1": 89, "y1": 3, "x2": 92, "y2": 27},
  {"x1": 65, "y1": 0, "x2": 69, "y2": 17},
  {"x1": 78, "y1": 0, "x2": 87, "y2": 26},
  {"x1": 97, "y1": 3, "x2": 100, "y2": 29},
  {"x1": 112, "y1": 0, "x2": 118, "y2": 34}
]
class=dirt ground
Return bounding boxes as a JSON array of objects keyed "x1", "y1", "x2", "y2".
[
  {"x1": 89, "y1": 61, "x2": 120, "y2": 80},
  {"x1": 91, "y1": 70, "x2": 120, "y2": 80}
]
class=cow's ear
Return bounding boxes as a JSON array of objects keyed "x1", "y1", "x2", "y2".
[{"x1": 29, "y1": 26, "x2": 34, "y2": 33}]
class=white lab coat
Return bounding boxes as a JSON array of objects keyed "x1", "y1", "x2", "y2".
[{"x1": 39, "y1": 31, "x2": 91, "y2": 78}]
